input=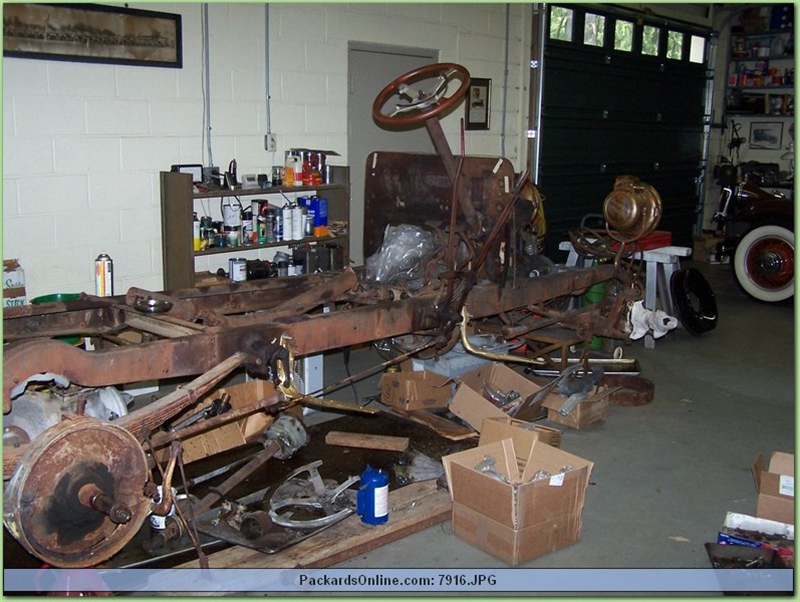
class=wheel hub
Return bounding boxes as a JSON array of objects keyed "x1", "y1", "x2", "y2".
[
  {"x1": 3, "y1": 416, "x2": 150, "y2": 567},
  {"x1": 748, "y1": 238, "x2": 794, "y2": 290}
]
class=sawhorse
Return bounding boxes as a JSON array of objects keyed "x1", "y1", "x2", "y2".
[{"x1": 558, "y1": 241, "x2": 692, "y2": 349}]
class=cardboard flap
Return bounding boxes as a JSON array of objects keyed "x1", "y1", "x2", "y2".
[
  {"x1": 449, "y1": 463, "x2": 516, "y2": 528},
  {"x1": 769, "y1": 452, "x2": 795, "y2": 477},
  {"x1": 479, "y1": 417, "x2": 539, "y2": 459},
  {"x1": 752, "y1": 452, "x2": 767, "y2": 493},
  {"x1": 520, "y1": 439, "x2": 593, "y2": 483},
  {"x1": 449, "y1": 383, "x2": 507, "y2": 431},
  {"x1": 442, "y1": 438, "x2": 520, "y2": 501}
]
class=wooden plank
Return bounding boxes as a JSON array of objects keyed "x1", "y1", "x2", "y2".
[
  {"x1": 325, "y1": 430, "x2": 409, "y2": 451},
  {"x1": 176, "y1": 480, "x2": 451, "y2": 569}
]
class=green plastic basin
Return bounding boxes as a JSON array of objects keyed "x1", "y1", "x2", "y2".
[{"x1": 30, "y1": 293, "x2": 82, "y2": 345}]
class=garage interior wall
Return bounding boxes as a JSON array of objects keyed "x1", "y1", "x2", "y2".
[{"x1": 3, "y1": 2, "x2": 532, "y2": 300}]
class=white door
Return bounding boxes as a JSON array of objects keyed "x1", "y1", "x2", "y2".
[{"x1": 347, "y1": 43, "x2": 438, "y2": 265}]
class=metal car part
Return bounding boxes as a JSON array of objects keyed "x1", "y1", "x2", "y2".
[
  {"x1": 4, "y1": 385, "x2": 130, "y2": 446},
  {"x1": 268, "y1": 460, "x2": 360, "y2": 530},
  {"x1": 3, "y1": 416, "x2": 150, "y2": 568}
]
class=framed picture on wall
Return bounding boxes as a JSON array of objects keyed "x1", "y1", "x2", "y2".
[
  {"x1": 3, "y1": 3, "x2": 182, "y2": 68},
  {"x1": 749, "y1": 122, "x2": 783, "y2": 150},
  {"x1": 465, "y1": 78, "x2": 491, "y2": 130}
]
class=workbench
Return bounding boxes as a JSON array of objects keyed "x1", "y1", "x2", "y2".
[{"x1": 559, "y1": 240, "x2": 692, "y2": 349}]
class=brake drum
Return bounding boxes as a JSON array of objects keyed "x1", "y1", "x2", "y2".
[{"x1": 3, "y1": 416, "x2": 150, "y2": 568}]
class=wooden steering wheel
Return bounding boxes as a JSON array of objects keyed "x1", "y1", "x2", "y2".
[{"x1": 372, "y1": 62, "x2": 471, "y2": 128}]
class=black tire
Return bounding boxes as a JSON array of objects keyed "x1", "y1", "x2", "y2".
[
  {"x1": 732, "y1": 223, "x2": 794, "y2": 303},
  {"x1": 670, "y1": 268, "x2": 718, "y2": 336}
]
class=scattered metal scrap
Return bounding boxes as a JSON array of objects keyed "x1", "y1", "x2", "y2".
[{"x1": 193, "y1": 460, "x2": 360, "y2": 555}]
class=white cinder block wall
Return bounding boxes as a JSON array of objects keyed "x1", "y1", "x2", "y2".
[{"x1": 3, "y1": 2, "x2": 532, "y2": 300}]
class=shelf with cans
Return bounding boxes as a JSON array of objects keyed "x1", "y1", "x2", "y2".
[
  {"x1": 160, "y1": 165, "x2": 349, "y2": 290},
  {"x1": 726, "y1": 17, "x2": 794, "y2": 117}
]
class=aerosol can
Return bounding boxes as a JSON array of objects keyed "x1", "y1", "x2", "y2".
[
  {"x1": 95, "y1": 253, "x2": 113, "y2": 297},
  {"x1": 356, "y1": 465, "x2": 389, "y2": 525}
]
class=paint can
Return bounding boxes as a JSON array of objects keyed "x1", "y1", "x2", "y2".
[
  {"x1": 221, "y1": 199, "x2": 242, "y2": 229},
  {"x1": 228, "y1": 257, "x2": 247, "y2": 282}
]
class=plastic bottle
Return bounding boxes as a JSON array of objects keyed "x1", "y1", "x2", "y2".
[{"x1": 356, "y1": 465, "x2": 389, "y2": 525}]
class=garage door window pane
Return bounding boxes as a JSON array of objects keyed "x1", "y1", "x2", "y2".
[
  {"x1": 667, "y1": 31, "x2": 683, "y2": 59},
  {"x1": 642, "y1": 25, "x2": 660, "y2": 56},
  {"x1": 584, "y1": 13, "x2": 605, "y2": 46},
  {"x1": 550, "y1": 6, "x2": 573, "y2": 41},
  {"x1": 689, "y1": 35, "x2": 706, "y2": 63},
  {"x1": 614, "y1": 20, "x2": 633, "y2": 51}
]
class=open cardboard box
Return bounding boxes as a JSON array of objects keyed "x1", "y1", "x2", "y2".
[
  {"x1": 378, "y1": 370, "x2": 454, "y2": 411},
  {"x1": 449, "y1": 362, "x2": 563, "y2": 429},
  {"x1": 541, "y1": 388, "x2": 611, "y2": 430},
  {"x1": 752, "y1": 451, "x2": 795, "y2": 525},
  {"x1": 154, "y1": 379, "x2": 277, "y2": 464},
  {"x1": 442, "y1": 432, "x2": 593, "y2": 565}
]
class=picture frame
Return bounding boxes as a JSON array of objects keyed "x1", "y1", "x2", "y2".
[
  {"x1": 465, "y1": 78, "x2": 491, "y2": 130},
  {"x1": 3, "y1": 3, "x2": 182, "y2": 68},
  {"x1": 749, "y1": 122, "x2": 783, "y2": 150}
]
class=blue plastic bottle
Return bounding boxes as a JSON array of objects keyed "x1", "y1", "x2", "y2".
[{"x1": 356, "y1": 465, "x2": 389, "y2": 525}]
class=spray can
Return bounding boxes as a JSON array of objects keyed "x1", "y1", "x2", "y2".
[
  {"x1": 241, "y1": 208, "x2": 253, "y2": 245},
  {"x1": 257, "y1": 212, "x2": 268, "y2": 245},
  {"x1": 95, "y1": 253, "x2": 114, "y2": 297},
  {"x1": 282, "y1": 204, "x2": 293, "y2": 243},
  {"x1": 192, "y1": 212, "x2": 201, "y2": 251},
  {"x1": 356, "y1": 465, "x2": 389, "y2": 525}
]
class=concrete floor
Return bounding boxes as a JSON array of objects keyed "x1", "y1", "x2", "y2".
[{"x1": 313, "y1": 260, "x2": 795, "y2": 570}]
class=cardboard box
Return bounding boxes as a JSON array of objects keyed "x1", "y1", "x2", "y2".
[
  {"x1": 155, "y1": 379, "x2": 277, "y2": 464},
  {"x1": 693, "y1": 233, "x2": 725, "y2": 264},
  {"x1": 717, "y1": 511, "x2": 794, "y2": 563},
  {"x1": 442, "y1": 437, "x2": 593, "y2": 565},
  {"x1": 481, "y1": 416, "x2": 562, "y2": 449},
  {"x1": 542, "y1": 390, "x2": 611, "y2": 430},
  {"x1": 3, "y1": 259, "x2": 27, "y2": 308},
  {"x1": 379, "y1": 370, "x2": 454, "y2": 411},
  {"x1": 449, "y1": 362, "x2": 562, "y2": 430},
  {"x1": 752, "y1": 452, "x2": 795, "y2": 525}
]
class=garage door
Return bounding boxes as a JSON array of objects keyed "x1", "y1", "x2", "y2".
[{"x1": 533, "y1": 5, "x2": 712, "y2": 257}]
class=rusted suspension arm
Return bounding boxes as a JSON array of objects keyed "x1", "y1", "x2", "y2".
[{"x1": 115, "y1": 352, "x2": 249, "y2": 441}]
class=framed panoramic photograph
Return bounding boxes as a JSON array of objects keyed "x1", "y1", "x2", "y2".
[
  {"x1": 3, "y1": 3, "x2": 182, "y2": 68},
  {"x1": 749, "y1": 122, "x2": 783, "y2": 150},
  {"x1": 465, "y1": 78, "x2": 491, "y2": 130}
]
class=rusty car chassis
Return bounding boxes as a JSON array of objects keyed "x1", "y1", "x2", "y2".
[{"x1": 2, "y1": 63, "x2": 656, "y2": 569}]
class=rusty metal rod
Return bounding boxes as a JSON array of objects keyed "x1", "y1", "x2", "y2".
[{"x1": 190, "y1": 441, "x2": 280, "y2": 516}]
